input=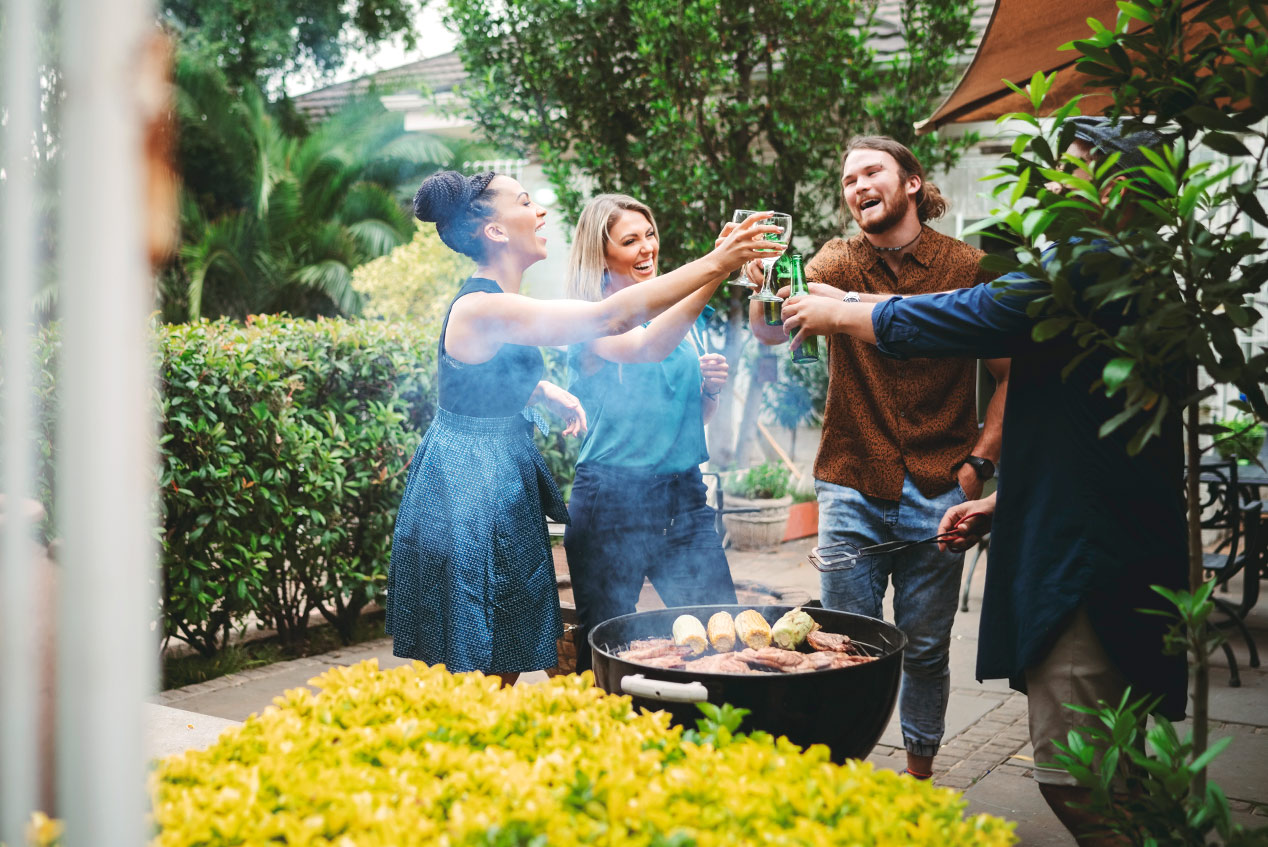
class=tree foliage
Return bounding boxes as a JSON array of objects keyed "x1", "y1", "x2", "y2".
[
  {"x1": 160, "y1": 0, "x2": 426, "y2": 91},
  {"x1": 162, "y1": 51, "x2": 455, "y2": 322},
  {"x1": 447, "y1": 0, "x2": 976, "y2": 268}
]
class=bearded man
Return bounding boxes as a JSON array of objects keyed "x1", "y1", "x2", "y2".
[{"x1": 750, "y1": 136, "x2": 1010, "y2": 780}]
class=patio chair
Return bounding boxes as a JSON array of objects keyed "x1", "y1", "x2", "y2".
[{"x1": 1193, "y1": 459, "x2": 1263, "y2": 687}]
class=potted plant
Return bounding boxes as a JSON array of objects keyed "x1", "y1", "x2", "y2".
[
  {"x1": 762, "y1": 356, "x2": 826, "y2": 461},
  {"x1": 783, "y1": 488, "x2": 819, "y2": 542},
  {"x1": 722, "y1": 461, "x2": 793, "y2": 551}
]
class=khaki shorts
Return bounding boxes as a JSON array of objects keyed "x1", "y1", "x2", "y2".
[{"x1": 1024, "y1": 605, "x2": 1130, "y2": 787}]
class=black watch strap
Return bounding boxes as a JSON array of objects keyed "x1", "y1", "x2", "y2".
[{"x1": 964, "y1": 455, "x2": 995, "y2": 481}]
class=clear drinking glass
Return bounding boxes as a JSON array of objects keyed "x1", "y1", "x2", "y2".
[
  {"x1": 749, "y1": 212, "x2": 792, "y2": 304},
  {"x1": 730, "y1": 209, "x2": 764, "y2": 289}
]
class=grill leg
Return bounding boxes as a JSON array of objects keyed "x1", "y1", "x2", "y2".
[{"x1": 959, "y1": 537, "x2": 989, "y2": 613}]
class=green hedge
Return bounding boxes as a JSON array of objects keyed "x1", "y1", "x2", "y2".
[
  {"x1": 158, "y1": 316, "x2": 437, "y2": 655},
  {"x1": 5, "y1": 315, "x2": 590, "y2": 660}
]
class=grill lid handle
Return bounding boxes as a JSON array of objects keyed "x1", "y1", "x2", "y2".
[{"x1": 620, "y1": 674, "x2": 709, "y2": 703}]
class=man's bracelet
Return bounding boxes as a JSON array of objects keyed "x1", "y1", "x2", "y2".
[
  {"x1": 842, "y1": 291, "x2": 861, "y2": 303},
  {"x1": 702, "y1": 385, "x2": 722, "y2": 399}
]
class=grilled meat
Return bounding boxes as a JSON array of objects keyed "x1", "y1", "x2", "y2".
[
  {"x1": 806, "y1": 631, "x2": 853, "y2": 653},
  {"x1": 619, "y1": 639, "x2": 689, "y2": 661},
  {"x1": 737, "y1": 647, "x2": 809, "y2": 671}
]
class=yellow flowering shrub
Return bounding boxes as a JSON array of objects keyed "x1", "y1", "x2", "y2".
[
  {"x1": 151, "y1": 661, "x2": 1016, "y2": 846},
  {"x1": 351, "y1": 222, "x2": 474, "y2": 323}
]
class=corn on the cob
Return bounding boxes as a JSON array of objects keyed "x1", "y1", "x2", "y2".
[
  {"x1": 733, "y1": 609, "x2": 772, "y2": 649},
  {"x1": 672, "y1": 614, "x2": 708, "y2": 655},
  {"x1": 706, "y1": 611, "x2": 736, "y2": 653},
  {"x1": 771, "y1": 607, "x2": 819, "y2": 650}
]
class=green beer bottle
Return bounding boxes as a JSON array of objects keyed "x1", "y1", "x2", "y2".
[
  {"x1": 765, "y1": 252, "x2": 795, "y2": 326},
  {"x1": 788, "y1": 253, "x2": 820, "y2": 364}
]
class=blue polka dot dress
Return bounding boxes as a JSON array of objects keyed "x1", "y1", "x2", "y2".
[{"x1": 386, "y1": 278, "x2": 568, "y2": 673}]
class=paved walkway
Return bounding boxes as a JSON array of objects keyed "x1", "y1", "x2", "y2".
[{"x1": 153, "y1": 538, "x2": 1268, "y2": 844}]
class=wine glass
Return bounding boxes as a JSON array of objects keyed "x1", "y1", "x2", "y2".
[
  {"x1": 748, "y1": 212, "x2": 792, "y2": 304},
  {"x1": 730, "y1": 209, "x2": 764, "y2": 289}
]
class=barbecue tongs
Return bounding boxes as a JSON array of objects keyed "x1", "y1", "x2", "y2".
[{"x1": 808, "y1": 511, "x2": 991, "y2": 572}]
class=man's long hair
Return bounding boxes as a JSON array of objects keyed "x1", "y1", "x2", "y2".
[{"x1": 842, "y1": 137, "x2": 948, "y2": 222}]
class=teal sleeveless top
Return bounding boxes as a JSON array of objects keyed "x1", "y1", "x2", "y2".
[{"x1": 568, "y1": 314, "x2": 711, "y2": 473}]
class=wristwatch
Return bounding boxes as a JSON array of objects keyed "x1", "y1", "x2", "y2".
[
  {"x1": 963, "y1": 455, "x2": 996, "y2": 481},
  {"x1": 842, "y1": 291, "x2": 861, "y2": 303}
]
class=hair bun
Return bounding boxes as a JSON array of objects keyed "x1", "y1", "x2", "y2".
[{"x1": 413, "y1": 171, "x2": 468, "y2": 223}]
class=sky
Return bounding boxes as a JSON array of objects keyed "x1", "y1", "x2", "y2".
[{"x1": 287, "y1": 3, "x2": 458, "y2": 98}]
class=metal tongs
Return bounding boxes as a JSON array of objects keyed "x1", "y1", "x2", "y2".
[{"x1": 808, "y1": 511, "x2": 992, "y2": 572}]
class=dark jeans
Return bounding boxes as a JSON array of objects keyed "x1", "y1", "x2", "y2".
[{"x1": 565, "y1": 463, "x2": 736, "y2": 674}]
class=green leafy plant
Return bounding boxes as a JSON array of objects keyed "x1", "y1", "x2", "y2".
[
  {"x1": 763, "y1": 356, "x2": 827, "y2": 460},
  {"x1": 1048, "y1": 583, "x2": 1268, "y2": 846},
  {"x1": 158, "y1": 316, "x2": 437, "y2": 653},
  {"x1": 791, "y1": 488, "x2": 818, "y2": 504},
  {"x1": 161, "y1": 49, "x2": 454, "y2": 321},
  {"x1": 681, "y1": 702, "x2": 769, "y2": 749},
  {"x1": 149, "y1": 662, "x2": 1018, "y2": 845},
  {"x1": 1211, "y1": 415, "x2": 1266, "y2": 462},
  {"x1": 971, "y1": 0, "x2": 1267, "y2": 799},
  {"x1": 726, "y1": 461, "x2": 792, "y2": 500}
]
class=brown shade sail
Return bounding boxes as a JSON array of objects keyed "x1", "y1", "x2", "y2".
[{"x1": 918, "y1": 0, "x2": 1213, "y2": 132}]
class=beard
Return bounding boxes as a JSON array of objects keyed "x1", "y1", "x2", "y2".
[{"x1": 853, "y1": 189, "x2": 910, "y2": 235}]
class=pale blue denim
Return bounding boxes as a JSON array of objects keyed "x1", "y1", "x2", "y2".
[{"x1": 816, "y1": 474, "x2": 967, "y2": 758}]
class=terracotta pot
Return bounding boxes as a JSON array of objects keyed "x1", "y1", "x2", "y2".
[
  {"x1": 782, "y1": 500, "x2": 819, "y2": 542},
  {"x1": 722, "y1": 494, "x2": 793, "y2": 551}
]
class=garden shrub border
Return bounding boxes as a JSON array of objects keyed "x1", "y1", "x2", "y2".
[{"x1": 157, "y1": 315, "x2": 439, "y2": 655}]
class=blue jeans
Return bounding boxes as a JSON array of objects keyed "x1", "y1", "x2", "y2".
[
  {"x1": 817, "y1": 475, "x2": 967, "y2": 758},
  {"x1": 566, "y1": 463, "x2": 736, "y2": 674}
]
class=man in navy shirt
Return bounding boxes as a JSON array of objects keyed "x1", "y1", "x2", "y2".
[{"x1": 781, "y1": 117, "x2": 1186, "y2": 845}]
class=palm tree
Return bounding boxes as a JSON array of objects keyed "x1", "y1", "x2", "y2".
[{"x1": 163, "y1": 52, "x2": 455, "y2": 321}]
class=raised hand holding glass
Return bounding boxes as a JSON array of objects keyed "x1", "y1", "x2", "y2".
[
  {"x1": 730, "y1": 209, "x2": 765, "y2": 289},
  {"x1": 749, "y1": 212, "x2": 792, "y2": 304}
]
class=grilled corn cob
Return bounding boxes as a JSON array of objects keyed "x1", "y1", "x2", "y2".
[
  {"x1": 707, "y1": 611, "x2": 737, "y2": 653},
  {"x1": 733, "y1": 609, "x2": 772, "y2": 649},
  {"x1": 672, "y1": 614, "x2": 708, "y2": 656},
  {"x1": 771, "y1": 607, "x2": 819, "y2": 650}
]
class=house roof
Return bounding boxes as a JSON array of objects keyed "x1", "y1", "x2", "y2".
[
  {"x1": 868, "y1": 0, "x2": 996, "y2": 58},
  {"x1": 292, "y1": 51, "x2": 466, "y2": 119},
  {"x1": 293, "y1": 0, "x2": 998, "y2": 120}
]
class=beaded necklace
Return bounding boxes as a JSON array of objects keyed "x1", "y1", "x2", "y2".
[{"x1": 869, "y1": 229, "x2": 922, "y2": 253}]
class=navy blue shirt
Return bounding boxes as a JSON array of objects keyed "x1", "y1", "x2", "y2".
[
  {"x1": 871, "y1": 251, "x2": 1187, "y2": 718},
  {"x1": 438, "y1": 278, "x2": 544, "y2": 417}
]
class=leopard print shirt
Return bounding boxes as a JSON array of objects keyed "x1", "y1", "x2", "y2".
[{"x1": 806, "y1": 227, "x2": 993, "y2": 500}]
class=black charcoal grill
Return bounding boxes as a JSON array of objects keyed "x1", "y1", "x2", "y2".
[{"x1": 589, "y1": 604, "x2": 905, "y2": 762}]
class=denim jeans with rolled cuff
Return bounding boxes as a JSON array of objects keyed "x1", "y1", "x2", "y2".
[
  {"x1": 816, "y1": 474, "x2": 967, "y2": 758},
  {"x1": 566, "y1": 463, "x2": 736, "y2": 675}
]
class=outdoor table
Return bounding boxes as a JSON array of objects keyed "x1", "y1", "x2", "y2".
[{"x1": 1198, "y1": 458, "x2": 1265, "y2": 619}]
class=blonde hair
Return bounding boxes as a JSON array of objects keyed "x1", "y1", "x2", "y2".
[{"x1": 566, "y1": 194, "x2": 659, "y2": 302}]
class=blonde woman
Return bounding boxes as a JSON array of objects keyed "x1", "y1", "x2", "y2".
[
  {"x1": 564, "y1": 194, "x2": 748, "y2": 674},
  {"x1": 387, "y1": 173, "x2": 775, "y2": 686}
]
